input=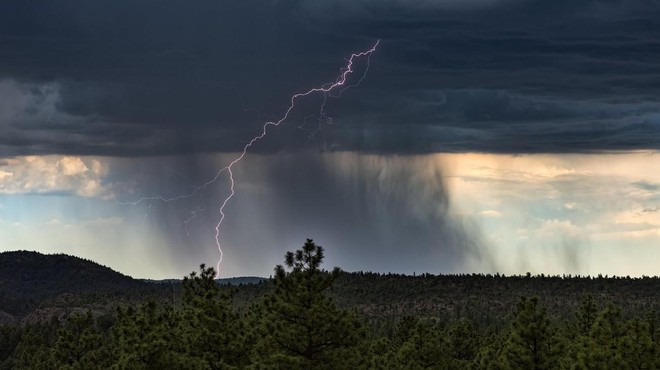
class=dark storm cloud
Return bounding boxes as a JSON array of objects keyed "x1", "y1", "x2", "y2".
[{"x1": 2, "y1": 0, "x2": 660, "y2": 156}]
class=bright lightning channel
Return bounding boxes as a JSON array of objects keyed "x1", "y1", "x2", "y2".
[{"x1": 122, "y1": 40, "x2": 380, "y2": 277}]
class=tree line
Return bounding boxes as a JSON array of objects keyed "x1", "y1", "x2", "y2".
[{"x1": 1, "y1": 239, "x2": 658, "y2": 369}]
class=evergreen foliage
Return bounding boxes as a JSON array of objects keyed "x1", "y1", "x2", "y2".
[
  {"x1": 1, "y1": 242, "x2": 659, "y2": 368},
  {"x1": 501, "y1": 296, "x2": 561, "y2": 370},
  {"x1": 252, "y1": 239, "x2": 363, "y2": 369},
  {"x1": 179, "y1": 264, "x2": 247, "y2": 369}
]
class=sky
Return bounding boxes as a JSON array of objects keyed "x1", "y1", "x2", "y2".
[{"x1": 1, "y1": 0, "x2": 660, "y2": 278}]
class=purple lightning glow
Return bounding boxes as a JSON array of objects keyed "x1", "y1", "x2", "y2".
[{"x1": 121, "y1": 40, "x2": 379, "y2": 276}]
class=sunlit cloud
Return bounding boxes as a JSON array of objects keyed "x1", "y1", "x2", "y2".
[
  {"x1": 479, "y1": 210, "x2": 502, "y2": 218},
  {"x1": 445, "y1": 152, "x2": 660, "y2": 276},
  {"x1": 0, "y1": 155, "x2": 115, "y2": 198}
]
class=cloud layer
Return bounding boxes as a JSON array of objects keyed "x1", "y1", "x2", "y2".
[
  {"x1": 0, "y1": 155, "x2": 112, "y2": 197},
  {"x1": 1, "y1": 1, "x2": 660, "y2": 156},
  {"x1": 445, "y1": 152, "x2": 660, "y2": 276}
]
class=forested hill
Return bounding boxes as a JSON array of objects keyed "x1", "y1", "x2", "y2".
[{"x1": 0, "y1": 251, "x2": 142, "y2": 320}]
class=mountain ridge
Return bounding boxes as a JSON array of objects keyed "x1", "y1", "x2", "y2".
[{"x1": 0, "y1": 250, "x2": 269, "y2": 324}]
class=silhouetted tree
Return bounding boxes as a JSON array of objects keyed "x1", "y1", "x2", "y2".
[
  {"x1": 253, "y1": 239, "x2": 364, "y2": 369},
  {"x1": 179, "y1": 264, "x2": 248, "y2": 369}
]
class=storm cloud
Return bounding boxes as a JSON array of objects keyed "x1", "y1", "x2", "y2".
[{"x1": 2, "y1": 0, "x2": 660, "y2": 156}]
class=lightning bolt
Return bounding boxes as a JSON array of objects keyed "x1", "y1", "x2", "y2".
[
  {"x1": 121, "y1": 40, "x2": 380, "y2": 277},
  {"x1": 213, "y1": 40, "x2": 379, "y2": 275}
]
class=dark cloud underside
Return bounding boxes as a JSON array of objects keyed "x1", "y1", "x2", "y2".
[{"x1": 2, "y1": 0, "x2": 660, "y2": 156}]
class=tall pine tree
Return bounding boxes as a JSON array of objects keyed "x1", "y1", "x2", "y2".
[
  {"x1": 179, "y1": 264, "x2": 248, "y2": 369},
  {"x1": 253, "y1": 239, "x2": 363, "y2": 369},
  {"x1": 501, "y1": 296, "x2": 561, "y2": 370}
]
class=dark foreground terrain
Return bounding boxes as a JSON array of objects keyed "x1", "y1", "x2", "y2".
[{"x1": 1, "y1": 244, "x2": 659, "y2": 369}]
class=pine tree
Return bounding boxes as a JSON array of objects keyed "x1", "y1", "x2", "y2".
[
  {"x1": 621, "y1": 317, "x2": 655, "y2": 370},
  {"x1": 52, "y1": 311, "x2": 111, "y2": 369},
  {"x1": 394, "y1": 320, "x2": 449, "y2": 370},
  {"x1": 390, "y1": 316, "x2": 419, "y2": 350},
  {"x1": 447, "y1": 318, "x2": 480, "y2": 368},
  {"x1": 472, "y1": 332, "x2": 507, "y2": 370},
  {"x1": 574, "y1": 304, "x2": 627, "y2": 369},
  {"x1": 501, "y1": 296, "x2": 561, "y2": 370},
  {"x1": 359, "y1": 336, "x2": 396, "y2": 370},
  {"x1": 13, "y1": 325, "x2": 57, "y2": 370},
  {"x1": 562, "y1": 294, "x2": 601, "y2": 369},
  {"x1": 112, "y1": 302, "x2": 203, "y2": 369},
  {"x1": 574, "y1": 294, "x2": 598, "y2": 337},
  {"x1": 253, "y1": 239, "x2": 364, "y2": 369},
  {"x1": 179, "y1": 264, "x2": 248, "y2": 369}
]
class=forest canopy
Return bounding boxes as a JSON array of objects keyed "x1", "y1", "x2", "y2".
[{"x1": 0, "y1": 240, "x2": 658, "y2": 369}]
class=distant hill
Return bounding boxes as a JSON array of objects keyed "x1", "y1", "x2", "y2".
[
  {"x1": 217, "y1": 276, "x2": 266, "y2": 286},
  {"x1": 0, "y1": 251, "x2": 268, "y2": 324},
  {"x1": 0, "y1": 251, "x2": 142, "y2": 320},
  {"x1": 142, "y1": 276, "x2": 266, "y2": 286}
]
